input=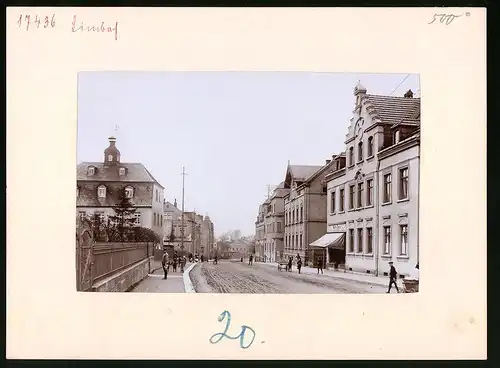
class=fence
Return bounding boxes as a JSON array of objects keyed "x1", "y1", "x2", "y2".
[
  {"x1": 92, "y1": 242, "x2": 153, "y2": 285},
  {"x1": 76, "y1": 217, "x2": 155, "y2": 291}
]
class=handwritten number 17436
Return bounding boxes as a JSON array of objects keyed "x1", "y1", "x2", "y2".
[{"x1": 17, "y1": 14, "x2": 56, "y2": 31}]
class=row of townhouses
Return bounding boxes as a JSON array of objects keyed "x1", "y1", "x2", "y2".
[
  {"x1": 76, "y1": 136, "x2": 215, "y2": 260},
  {"x1": 254, "y1": 82, "x2": 420, "y2": 277}
]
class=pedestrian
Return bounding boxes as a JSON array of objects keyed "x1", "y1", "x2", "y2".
[
  {"x1": 172, "y1": 254, "x2": 178, "y2": 273},
  {"x1": 317, "y1": 256, "x2": 324, "y2": 274},
  {"x1": 288, "y1": 256, "x2": 293, "y2": 272},
  {"x1": 296, "y1": 254, "x2": 302, "y2": 274},
  {"x1": 387, "y1": 261, "x2": 400, "y2": 293},
  {"x1": 180, "y1": 255, "x2": 186, "y2": 272},
  {"x1": 248, "y1": 254, "x2": 253, "y2": 265},
  {"x1": 161, "y1": 250, "x2": 169, "y2": 280}
]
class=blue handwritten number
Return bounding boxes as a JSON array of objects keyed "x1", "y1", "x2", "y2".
[{"x1": 209, "y1": 310, "x2": 256, "y2": 349}]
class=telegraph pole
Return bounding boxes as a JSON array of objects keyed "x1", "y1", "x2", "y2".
[{"x1": 180, "y1": 167, "x2": 187, "y2": 254}]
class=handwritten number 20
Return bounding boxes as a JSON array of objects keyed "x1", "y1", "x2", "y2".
[{"x1": 209, "y1": 310, "x2": 256, "y2": 349}]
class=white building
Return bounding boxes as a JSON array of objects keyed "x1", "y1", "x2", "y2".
[
  {"x1": 321, "y1": 83, "x2": 420, "y2": 277},
  {"x1": 76, "y1": 136, "x2": 165, "y2": 239}
]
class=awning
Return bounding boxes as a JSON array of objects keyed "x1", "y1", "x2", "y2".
[{"x1": 309, "y1": 233, "x2": 345, "y2": 249}]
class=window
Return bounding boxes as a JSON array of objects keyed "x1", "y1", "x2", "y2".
[
  {"x1": 357, "y1": 228, "x2": 363, "y2": 253},
  {"x1": 79, "y1": 211, "x2": 87, "y2": 220},
  {"x1": 366, "y1": 179, "x2": 374, "y2": 206},
  {"x1": 292, "y1": 209, "x2": 295, "y2": 224},
  {"x1": 339, "y1": 188, "x2": 345, "y2": 212},
  {"x1": 124, "y1": 186, "x2": 134, "y2": 198},
  {"x1": 348, "y1": 229, "x2": 354, "y2": 253},
  {"x1": 330, "y1": 190, "x2": 336, "y2": 213},
  {"x1": 400, "y1": 225, "x2": 408, "y2": 255},
  {"x1": 367, "y1": 136, "x2": 374, "y2": 157},
  {"x1": 76, "y1": 187, "x2": 80, "y2": 198},
  {"x1": 300, "y1": 206, "x2": 303, "y2": 222},
  {"x1": 119, "y1": 167, "x2": 126, "y2": 176},
  {"x1": 291, "y1": 235, "x2": 294, "y2": 248},
  {"x1": 88, "y1": 167, "x2": 95, "y2": 176},
  {"x1": 108, "y1": 155, "x2": 113, "y2": 162},
  {"x1": 349, "y1": 147, "x2": 354, "y2": 166},
  {"x1": 349, "y1": 185, "x2": 355, "y2": 209},
  {"x1": 383, "y1": 226, "x2": 391, "y2": 254},
  {"x1": 299, "y1": 234, "x2": 303, "y2": 250},
  {"x1": 296, "y1": 235, "x2": 299, "y2": 250},
  {"x1": 97, "y1": 185, "x2": 106, "y2": 198},
  {"x1": 357, "y1": 182, "x2": 364, "y2": 208},
  {"x1": 358, "y1": 141, "x2": 363, "y2": 161},
  {"x1": 394, "y1": 130, "x2": 401, "y2": 144},
  {"x1": 367, "y1": 227, "x2": 373, "y2": 254},
  {"x1": 277, "y1": 222, "x2": 282, "y2": 233},
  {"x1": 399, "y1": 167, "x2": 409, "y2": 200},
  {"x1": 154, "y1": 213, "x2": 157, "y2": 226},
  {"x1": 383, "y1": 173, "x2": 392, "y2": 203},
  {"x1": 117, "y1": 155, "x2": 120, "y2": 162}
]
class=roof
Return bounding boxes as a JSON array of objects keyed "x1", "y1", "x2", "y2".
[
  {"x1": 163, "y1": 201, "x2": 182, "y2": 216},
  {"x1": 288, "y1": 165, "x2": 323, "y2": 181},
  {"x1": 363, "y1": 94, "x2": 421, "y2": 125},
  {"x1": 77, "y1": 162, "x2": 164, "y2": 189}
]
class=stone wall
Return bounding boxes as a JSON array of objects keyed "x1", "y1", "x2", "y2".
[{"x1": 91, "y1": 256, "x2": 152, "y2": 292}]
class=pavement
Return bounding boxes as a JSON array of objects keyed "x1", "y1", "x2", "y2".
[
  {"x1": 190, "y1": 260, "x2": 388, "y2": 293},
  {"x1": 130, "y1": 260, "x2": 193, "y2": 293},
  {"x1": 255, "y1": 261, "x2": 394, "y2": 287}
]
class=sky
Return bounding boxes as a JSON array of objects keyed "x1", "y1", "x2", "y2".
[{"x1": 77, "y1": 72, "x2": 420, "y2": 237}]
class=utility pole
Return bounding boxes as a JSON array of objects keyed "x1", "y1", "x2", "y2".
[{"x1": 180, "y1": 167, "x2": 187, "y2": 255}]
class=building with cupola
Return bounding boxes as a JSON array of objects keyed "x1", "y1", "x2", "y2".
[
  {"x1": 76, "y1": 136, "x2": 165, "y2": 238},
  {"x1": 324, "y1": 82, "x2": 420, "y2": 278}
]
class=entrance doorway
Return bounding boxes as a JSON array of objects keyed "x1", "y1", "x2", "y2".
[{"x1": 328, "y1": 247, "x2": 346, "y2": 267}]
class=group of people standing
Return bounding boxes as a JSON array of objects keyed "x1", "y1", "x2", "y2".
[
  {"x1": 284, "y1": 254, "x2": 303, "y2": 273},
  {"x1": 161, "y1": 251, "x2": 187, "y2": 280}
]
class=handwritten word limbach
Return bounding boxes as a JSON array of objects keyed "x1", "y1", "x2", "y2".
[
  {"x1": 17, "y1": 14, "x2": 56, "y2": 30},
  {"x1": 71, "y1": 15, "x2": 119, "y2": 41},
  {"x1": 209, "y1": 310, "x2": 256, "y2": 349},
  {"x1": 428, "y1": 12, "x2": 470, "y2": 25}
]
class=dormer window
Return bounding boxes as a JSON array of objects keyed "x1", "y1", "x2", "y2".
[
  {"x1": 394, "y1": 130, "x2": 401, "y2": 144},
  {"x1": 117, "y1": 155, "x2": 120, "y2": 162},
  {"x1": 97, "y1": 185, "x2": 107, "y2": 198},
  {"x1": 119, "y1": 167, "x2": 126, "y2": 176},
  {"x1": 76, "y1": 187, "x2": 80, "y2": 197},
  {"x1": 108, "y1": 155, "x2": 113, "y2": 162},
  {"x1": 88, "y1": 166, "x2": 95, "y2": 176},
  {"x1": 124, "y1": 186, "x2": 134, "y2": 198}
]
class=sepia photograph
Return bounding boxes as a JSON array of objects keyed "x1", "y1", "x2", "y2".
[{"x1": 76, "y1": 71, "x2": 421, "y2": 294}]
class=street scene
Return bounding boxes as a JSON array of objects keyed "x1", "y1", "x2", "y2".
[{"x1": 76, "y1": 72, "x2": 420, "y2": 294}]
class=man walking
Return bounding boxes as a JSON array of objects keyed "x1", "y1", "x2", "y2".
[
  {"x1": 387, "y1": 261, "x2": 400, "y2": 293},
  {"x1": 317, "y1": 256, "x2": 324, "y2": 274},
  {"x1": 161, "y1": 250, "x2": 169, "y2": 280},
  {"x1": 248, "y1": 254, "x2": 253, "y2": 266},
  {"x1": 296, "y1": 253, "x2": 302, "y2": 274}
]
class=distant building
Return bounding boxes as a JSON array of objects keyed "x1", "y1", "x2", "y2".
[
  {"x1": 324, "y1": 83, "x2": 420, "y2": 277},
  {"x1": 254, "y1": 204, "x2": 266, "y2": 261},
  {"x1": 77, "y1": 136, "x2": 165, "y2": 238}
]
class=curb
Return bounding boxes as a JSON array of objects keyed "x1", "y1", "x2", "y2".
[{"x1": 183, "y1": 263, "x2": 197, "y2": 293}]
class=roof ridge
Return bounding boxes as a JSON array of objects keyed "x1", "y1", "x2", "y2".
[{"x1": 366, "y1": 93, "x2": 421, "y2": 100}]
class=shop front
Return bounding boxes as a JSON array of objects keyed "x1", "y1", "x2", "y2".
[{"x1": 308, "y1": 232, "x2": 346, "y2": 269}]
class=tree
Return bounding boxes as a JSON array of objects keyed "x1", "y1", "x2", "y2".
[
  {"x1": 167, "y1": 225, "x2": 175, "y2": 243},
  {"x1": 108, "y1": 189, "x2": 137, "y2": 241},
  {"x1": 134, "y1": 227, "x2": 161, "y2": 244}
]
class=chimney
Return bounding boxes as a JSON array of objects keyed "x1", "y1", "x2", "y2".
[
  {"x1": 108, "y1": 136, "x2": 117, "y2": 146},
  {"x1": 174, "y1": 198, "x2": 177, "y2": 208},
  {"x1": 404, "y1": 89, "x2": 414, "y2": 98},
  {"x1": 325, "y1": 159, "x2": 331, "y2": 165}
]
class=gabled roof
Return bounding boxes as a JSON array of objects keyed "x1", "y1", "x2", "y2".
[
  {"x1": 363, "y1": 94, "x2": 421, "y2": 126},
  {"x1": 288, "y1": 165, "x2": 323, "y2": 181},
  {"x1": 77, "y1": 162, "x2": 164, "y2": 189},
  {"x1": 163, "y1": 201, "x2": 182, "y2": 216}
]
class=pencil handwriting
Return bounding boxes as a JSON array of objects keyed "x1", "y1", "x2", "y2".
[{"x1": 428, "y1": 12, "x2": 470, "y2": 25}]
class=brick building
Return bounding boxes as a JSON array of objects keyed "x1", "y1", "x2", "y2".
[{"x1": 76, "y1": 136, "x2": 165, "y2": 239}]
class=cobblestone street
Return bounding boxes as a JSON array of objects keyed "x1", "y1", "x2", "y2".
[{"x1": 190, "y1": 260, "x2": 387, "y2": 294}]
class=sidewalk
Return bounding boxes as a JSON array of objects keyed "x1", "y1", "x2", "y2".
[
  {"x1": 255, "y1": 261, "x2": 394, "y2": 287},
  {"x1": 131, "y1": 261, "x2": 193, "y2": 293}
]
